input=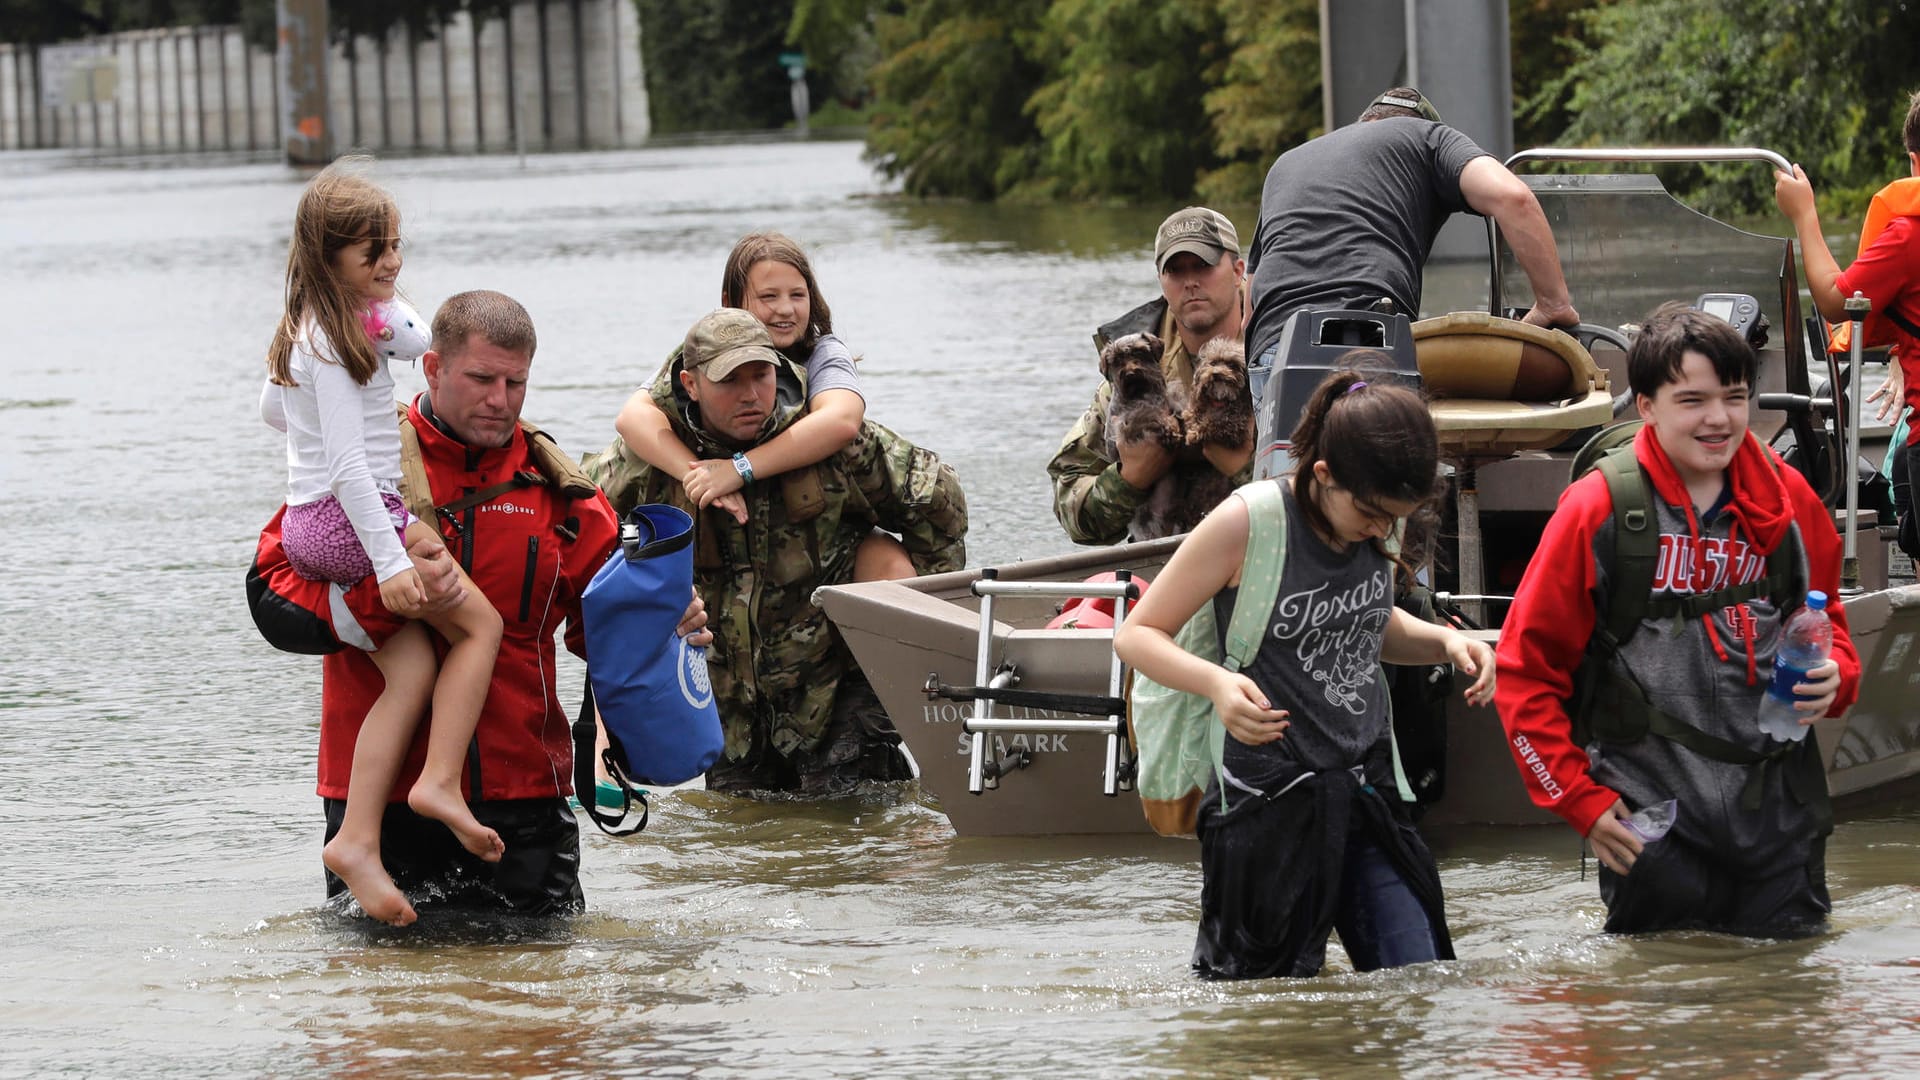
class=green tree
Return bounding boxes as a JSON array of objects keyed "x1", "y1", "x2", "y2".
[
  {"x1": 1015, "y1": 0, "x2": 1224, "y2": 202},
  {"x1": 786, "y1": 0, "x2": 878, "y2": 111},
  {"x1": 0, "y1": 0, "x2": 107, "y2": 43},
  {"x1": 866, "y1": 0, "x2": 1045, "y2": 199},
  {"x1": 0, "y1": 0, "x2": 251, "y2": 42},
  {"x1": 0, "y1": 1, "x2": 503, "y2": 49},
  {"x1": 636, "y1": 0, "x2": 798, "y2": 134},
  {"x1": 867, "y1": 0, "x2": 1321, "y2": 203},
  {"x1": 1538, "y1": 0, "x2": 1920, "y2": 217},
  {"x1": 329, "y1": 0, "x2": 468, "y2": 45},
  {"x1": 863, "y1": 0, "x2": 1920, "y2": 209},
  {"x1": 1509, "y1": 0, "x2": 1608, "y2": 149},
  {"x1": 1196, "y1": 0, "x2": 1318, "y2": 205}
]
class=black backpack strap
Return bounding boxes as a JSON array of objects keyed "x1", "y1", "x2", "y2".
[
  {"x1": 413, "y1": 417, "x2": 591, "y2": 543},
  {"x1": 1589, "y1": 662, "x2": 1828, "y2": 828},
  {"x1": 1629, "y1": 445, "x2": 1805, "y2": 623},
  {"x1": 1596, "y1": 448, "x2": 1659, "y2": 648},
  {"x1": 1645, "y1": 570, "x2": 1793, "y2": 623},
  {"x1": 1573, "y1": 448, "x2": 1659, "y2": 745},
  {"x1": 1645, "y1": 693, "x2": 1806, "y2": 819},
  {"x1": 435, "y1": 471, "x2": 545, "y2": 521},
  {"x1": 432, "y1": 467, "x2": 586, "y2": 547},
  {"x1": 571, "y1": 680, "x2": 649, "y2": 837}
]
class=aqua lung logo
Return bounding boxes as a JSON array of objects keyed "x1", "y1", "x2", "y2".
[{"x1": 678, "y1": 636, "x2": 714, "y2": 709}]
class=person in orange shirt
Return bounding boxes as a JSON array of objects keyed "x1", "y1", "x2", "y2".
[{"x1": 1775, "y1": 90, "x2": 1920, "y2": 550}]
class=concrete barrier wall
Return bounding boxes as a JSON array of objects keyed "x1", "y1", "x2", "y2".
[{"x1": 0, "y1": 0, "x2": 649, "y2": 154}]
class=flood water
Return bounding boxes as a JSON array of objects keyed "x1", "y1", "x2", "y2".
[{"x1": 2, "y1": 139, "x2": 1917, "y2": 1078}]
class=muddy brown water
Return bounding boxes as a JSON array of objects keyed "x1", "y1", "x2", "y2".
[{"x1": 1, "y1": 140, "x2": 1915, "y2": 1078}]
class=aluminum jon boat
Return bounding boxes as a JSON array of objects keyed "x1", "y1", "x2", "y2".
[{"x1": 816, "y1": 147, "x2": 1920, "y2": 837}]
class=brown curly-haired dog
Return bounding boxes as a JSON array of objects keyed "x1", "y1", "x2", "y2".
[
  {"x1": 1100, "y1": 332, "x2": 1185, "y2": 461},
  {"x1": 1099, "y1": 332, "x2": 1242, "y2": 540},
  {"x1": 1183, "y1": 337, "x2": 1254, "y2": 452}
]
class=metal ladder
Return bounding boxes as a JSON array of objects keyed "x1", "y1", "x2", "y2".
[{"x1": 921, "y1": 567, "x2": 1139, "y2": 796}]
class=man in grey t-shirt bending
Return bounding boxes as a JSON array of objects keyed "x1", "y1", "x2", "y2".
[{"x1": 1243, "y1": 87, "x2": 1580, "y2": 404}]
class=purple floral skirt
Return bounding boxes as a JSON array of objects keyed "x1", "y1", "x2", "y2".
[{"x1": 283, "y1": 492, "x2": 412, "y2": 585}]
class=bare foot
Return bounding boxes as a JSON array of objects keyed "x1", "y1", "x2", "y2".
[
  {"x1": 408, "y1": 780, "x2": 505, "y2": 862},
  {"x1": 322, "y1": 836, "x2": 418, "y2": 926}
]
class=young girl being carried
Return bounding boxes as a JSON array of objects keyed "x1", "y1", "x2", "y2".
[
  {"x1": 1114, "y1": 364, "x2": 1494, "y2": 979},
  {"x1": 614, "y1": 231, "x2": 912, "y2": 580},
  {"x1": 262, "y1": 162, "x2": 505, "y2": 926}
]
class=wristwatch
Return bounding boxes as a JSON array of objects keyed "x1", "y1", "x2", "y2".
[{"x1": 732, "y1": 452, "x2": 755, "y2": 484}]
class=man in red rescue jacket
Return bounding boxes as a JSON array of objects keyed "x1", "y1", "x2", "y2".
[
  {"x1": 249, "y1": 290, "x2": 709, "y2": 916},
  {"x1": 1495, "y1": 304, "x2": 1859, "y2": 937}
]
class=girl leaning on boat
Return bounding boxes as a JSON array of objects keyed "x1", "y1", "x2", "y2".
[{"x1": 1115, "y1": 363, "x2": 1493, "y2": 979}]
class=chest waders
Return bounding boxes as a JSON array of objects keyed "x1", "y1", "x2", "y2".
[{"x1": 1569, "y1": 445, "x2": 1831, "y2": 834}]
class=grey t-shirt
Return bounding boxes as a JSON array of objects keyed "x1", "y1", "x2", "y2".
[
  {"x1": 1244, "y1": 117, "x2": 1486, "y2": 361},
  {"x1": 1215, "y1": 484, "x2": 1395, "y2": 792},
  {"x1": 804, "y1": 333, "x2": 863, "y2": 400}
]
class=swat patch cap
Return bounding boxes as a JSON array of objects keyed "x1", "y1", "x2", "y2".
[{"x1": 1154, "y1": 207, "x2": 1241, "y2": 274}]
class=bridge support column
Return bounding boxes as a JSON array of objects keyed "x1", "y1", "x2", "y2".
[{"x1": 278, "y1": 0, "x2": 330, "y2": 165}]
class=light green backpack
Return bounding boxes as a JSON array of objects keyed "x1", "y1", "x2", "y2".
[
  {"x1": 1128, "y1": 481, "x2": 1288, "y2": 837},
  {"x1": 1127, "y1": 479, "x2": 1417, "y2": 837}
]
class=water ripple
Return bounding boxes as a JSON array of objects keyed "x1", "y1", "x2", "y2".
[{"x1": 5, "y1": 142, "x2": 1918, "y2": 1080}]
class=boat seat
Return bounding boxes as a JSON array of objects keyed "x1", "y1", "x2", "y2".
[{"x1": 1414, "y1": 312, "x2": 1614, "y2": 457}]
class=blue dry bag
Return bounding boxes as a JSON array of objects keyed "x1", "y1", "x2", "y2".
[{"x1": 580, "y1": 504, "x2": 724, "y2": 805}]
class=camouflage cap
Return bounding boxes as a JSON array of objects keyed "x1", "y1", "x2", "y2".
[
  {"x1": 1154, "y1": 206, "x2": 1241, "y2": 273},
  {"x1": 1369, "y1": 87, "x2": 1443, "y2": 123},
  {"x1": 683, "y1": 307, "x2": 780, "y2": 380}
]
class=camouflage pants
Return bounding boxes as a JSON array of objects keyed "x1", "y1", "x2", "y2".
[{"x1": 705, "y1": 671, "x2": 913, "y2": 796}]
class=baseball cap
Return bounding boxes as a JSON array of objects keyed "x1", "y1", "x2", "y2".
[
  {"x1": 682, "y1": 308, "x2": 780, "y2": 380},
  {"x1": 1154, "y1": 207, "x2": 1241, "y2": 274},
  {"x1": 1370, "y1": 88, "x2": 1442, "y2": 123}
]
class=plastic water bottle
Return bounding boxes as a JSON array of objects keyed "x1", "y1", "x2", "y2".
[
  {"x1": 1623, "y1": 799, "x2": 1677, "y2": 842},
  {"x1": 1756, "y1": 591, "x2": 1833, "y2": 742}
]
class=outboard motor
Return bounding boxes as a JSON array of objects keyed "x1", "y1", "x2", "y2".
[{"x1": 1252, "y1": 307, "x2": 1422, "y2": 479}]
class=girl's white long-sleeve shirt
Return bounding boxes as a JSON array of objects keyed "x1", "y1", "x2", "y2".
[{"x1": 260, "y1": 300, "x2": 429, "y2": 584}]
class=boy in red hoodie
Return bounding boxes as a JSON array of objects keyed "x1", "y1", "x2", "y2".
[{"x1": 1495, "y1": 303, "x2": 1860, "y2": 937}]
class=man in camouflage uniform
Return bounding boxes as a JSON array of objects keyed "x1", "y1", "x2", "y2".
[
  {"x1": 585, "y1": 308, "x2": 968, "y2": 795},
  {"x1": 1047, "y1": 206, "x2": 1255, "y2": 544}
]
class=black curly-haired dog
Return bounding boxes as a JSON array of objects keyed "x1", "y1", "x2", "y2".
[
  {"x1": 1099, "y1": 332, "x2": 1245, "y2": 540},
  {"x1": 1100, "y1": 332, "x2": 1185, "y2": 460}
]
